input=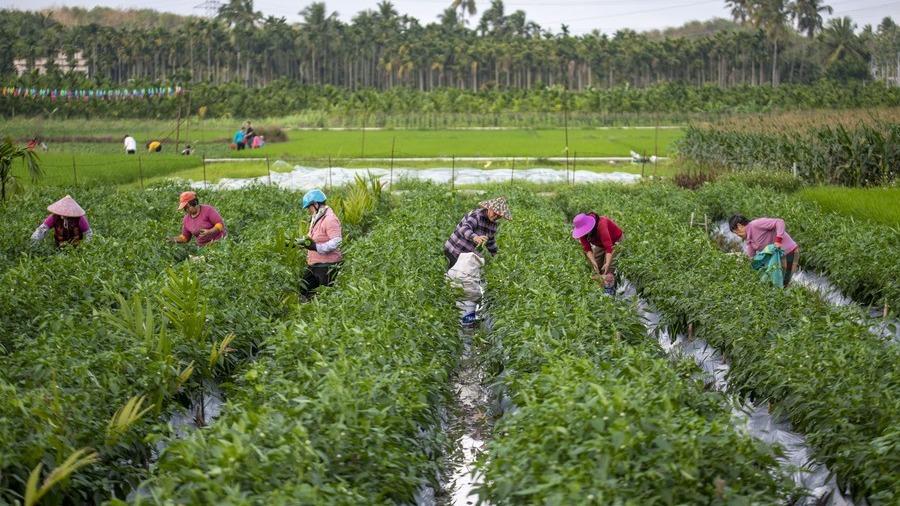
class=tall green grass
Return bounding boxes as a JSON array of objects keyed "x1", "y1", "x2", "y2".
[{"x1": 797, "y1": 186, "x2": 900, "y2": 227}]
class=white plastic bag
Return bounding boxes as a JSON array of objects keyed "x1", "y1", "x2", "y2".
[{"x1": 446, "y1": 252, "x2": 485, "y2": 324}]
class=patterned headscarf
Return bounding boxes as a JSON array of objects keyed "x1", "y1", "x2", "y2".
[{"x1": 479, "y1": 196, "x2": 512, "y2": 220}]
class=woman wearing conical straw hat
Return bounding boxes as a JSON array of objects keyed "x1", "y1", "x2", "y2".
[{"x1": 30, "y1": 195, "x2": 93, "y2": 247}]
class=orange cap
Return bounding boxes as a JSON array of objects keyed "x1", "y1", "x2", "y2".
[{"x1": 178, "y1": 191, "x2": 197, "y2": 210}]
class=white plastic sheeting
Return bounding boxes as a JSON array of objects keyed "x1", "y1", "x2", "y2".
[
  {"x1": 620, "y1": 281, "x2": 853, "y2": 505},
  {"x1": 167, "y1": 380, "x2": 225, "y2": 438},
  {"x1": 193, "y1": 164, "x2": 641, "y2": 191},
  {"x1": 446, "y1": 334, "x2": 491, "y2": 506}
]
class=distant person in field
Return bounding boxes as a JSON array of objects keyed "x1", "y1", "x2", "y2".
[
  {"x1": 181, "y1": 144, "x2": 193, "y2": 156},
  {"x1": 729, "y1": 214, "x2": 800, "y2": 287},
  {"x1": 571, "y1": 212, "x2": 623, "y2": 295},
  {"x1": 167, "y1": 191, "x2": 226, "y2": 247},
  {"x1": 251, "y1": 134, "x2": 264, "y2": 149},
  {"x1": 298, "y1": 189, "x2": 343, "y2": 300},
  {"x1": 31, "y1": 195, "x2": 93, "y2": 248},
  {"x1": 147, "y1": 140, "x2": 162, "y2": 153},
  {"x1": 123, "y1": 135, "x2": 137, "y2": 155},
  {"x1": 233, "y1": 128, "x2": 246, "y2": 150},
  {"x1": 244, "y1": 121, "x2": 255, "y2": 148}
]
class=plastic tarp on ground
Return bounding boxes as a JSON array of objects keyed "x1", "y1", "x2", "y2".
[{"x1": 194, "y1": 164, "x2": 641, "y2": 191}]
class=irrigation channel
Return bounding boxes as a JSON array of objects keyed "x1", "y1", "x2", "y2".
[
  {"x1": 617, "y1": 280, "x2": 853, "y2": 505},
  {"x1": 712, "y1": 221, "x2": 899, "y2": 343}
]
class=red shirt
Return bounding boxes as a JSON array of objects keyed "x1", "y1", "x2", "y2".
[{"x1": 578, "y1": 213, "x2": 622, "y2": 254}]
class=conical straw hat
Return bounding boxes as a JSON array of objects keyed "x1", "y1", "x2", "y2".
[{"x1": 47, "y1": 195, "x2": 86, "y2": 217}]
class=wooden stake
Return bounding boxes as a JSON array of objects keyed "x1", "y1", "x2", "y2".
[
  {"x1": 266, "y1": 154, "x2": 271, "y2": 186},
  {"x1": 451, "y1": 155, "x2": 456, "y2": 191},
  {"x1": 71, "y1": 155, "x2": 78, "y2": 186},
  {"x1": 174, "y1": 101, "x2": 182, "y2": 154},
  {"x1": 202, "y1": 153, "x2": 207, "y2": 189},
  {"x1": 138, "y1": 155, "x2": 144, "y2": 190},
  {"x1": 573, "y1": 151, "x2": 577, "y2": 182},
  {"x1": 690, "y1": 212, "x2": 695, "y2": 228},
  {"x1": 390, "y1": 137, "x2": 395, "y2": 187}
]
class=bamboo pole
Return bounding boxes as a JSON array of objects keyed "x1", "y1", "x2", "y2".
[
  {"x1": 71, "y1": 155, "x2": 78, "y2": 186},
  {"x1": 138, "y1": 155, "x2": 144, "y2": 190},
  {"x1": 266, "y1": 154, "x2": 271, "y2": 186},
  {"x1": 202, "y1": 153, "x2": 207, "y2": 189}
]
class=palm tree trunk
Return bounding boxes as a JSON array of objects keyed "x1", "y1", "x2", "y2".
[{"x1": 772, "y1": 39, "x2": 778, "y2": 86}]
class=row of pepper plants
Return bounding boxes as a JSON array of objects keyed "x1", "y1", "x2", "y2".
[
  {"x1": 129, "y1": 185, "x2": 468, "y2": 503},
  {"x1": 0, "y1": 184, "x2": 380, "y2": 503},
  {"x1": 560, "y1": 183, "x2": 900, "y2": 503},
  {"x1": 696, "y1": 179, "x2": 900, "y2": 314},
  {"x1": 476, "y1": 190, "x2": 794, "y2": 504}
]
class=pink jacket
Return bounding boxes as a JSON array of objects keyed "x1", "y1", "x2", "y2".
[
  {"x1": 307, "y1": 206, "x2": 343, "y2": 265},
  {"x1": 744, "y1": 218, "x2": 798, "y2": 258}
]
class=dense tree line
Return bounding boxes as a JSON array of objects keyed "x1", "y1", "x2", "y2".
[
  {"x1": 1, "y1": 0, "x2": 898, "y2": 92},
  {"x1": 2, "y1": 81, "x2": 898, "y2": 120}
]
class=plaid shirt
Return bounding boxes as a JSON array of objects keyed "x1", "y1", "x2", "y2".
[{"x1": 444, "y1": 208, "x2": 499, "y2": 260}]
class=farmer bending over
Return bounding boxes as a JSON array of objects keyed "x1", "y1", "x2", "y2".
[
  {"x1": 168, "y1": 191, "x2": 226, "y2": 247},
  {"x1": 31, "y1": 195, "x2": 93, "y2": 248},
  {"x1": 298, "y1": 189, "x2": 342, "y2": 299},
  {"x1": 444, "y1": 197, "x2": 511, "y2": 269},
  {"x1": 571, "y1": 212, "x2": 622, "y2": 295},
  {"x1": 729, "y1": 214, "x2": 800, "y2": 287},
  {"x1": 444, "y1": 197, "x2": 511, "y2": 328}
]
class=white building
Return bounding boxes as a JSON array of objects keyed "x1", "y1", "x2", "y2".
[{"x1": 13, "y1": 51, "x2": 88, "y2": 75}]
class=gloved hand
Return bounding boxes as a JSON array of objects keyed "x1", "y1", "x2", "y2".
[{"x1": 292, "y1": 237, "x2": 314, "y2": 250}]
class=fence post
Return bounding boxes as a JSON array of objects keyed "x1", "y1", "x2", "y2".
[
  {"x1": 510, "y1": 158, "x2": 515, "y2": 184},
  {"x1": 390, "y1": 137, "x2": 395, "y2": 188},
  {"x1": 573, "y1": 151, "x2": 577, "y2": 182},
  {"x1": 451, "y1": 155, "x2": 455, "y2": 191},
  {"x1": 202, "y1": 153, "x2": 208, "y2": 189},
  {"x1": 138, "y1": 155, "x2": 144, "y2": 190},
  {"x1": 266, "y1": 154, "x2": 272, "y2": 186},
  {"x1": 328, "y1": 156, "x2": 332, "y2": 192},
  {"x1": 71, "y1": 155, "x2": 78, "y2": 186}
]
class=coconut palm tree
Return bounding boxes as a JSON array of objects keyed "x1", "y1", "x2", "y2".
[{"x1": 790, "y1": 0, "x2": 833, "y2": 38}]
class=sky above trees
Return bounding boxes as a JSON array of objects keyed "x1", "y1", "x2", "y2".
[{"x1": 6, "y1": 0, "x2": 898, "y2": 34}]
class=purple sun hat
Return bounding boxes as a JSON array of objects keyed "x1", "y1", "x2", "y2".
[{"x1": 572, "y1": 213, "x2": 596, "y2": 239}]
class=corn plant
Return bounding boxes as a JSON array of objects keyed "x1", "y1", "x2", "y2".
[{"x1": 677, "y1": 117, "x2": 900, "y2": 186}]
